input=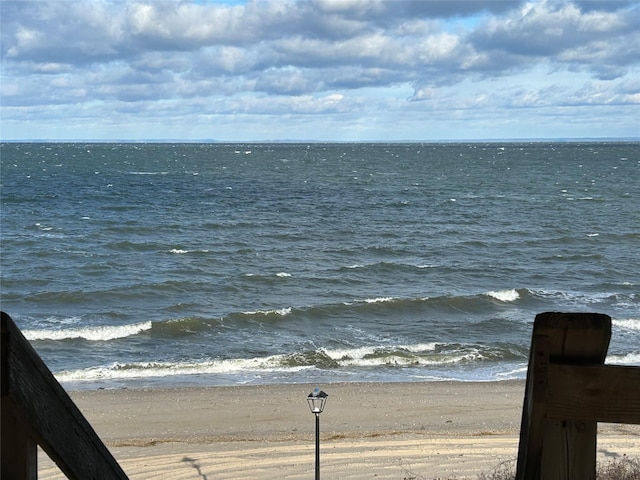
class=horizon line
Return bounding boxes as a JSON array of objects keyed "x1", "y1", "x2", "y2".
[{"x1": 2, "y1": 136, "x2": 638, "y2": 144}]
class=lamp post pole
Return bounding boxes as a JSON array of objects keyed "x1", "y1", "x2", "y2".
[
  {"x1": 307, "y1": 387, "x2": 328, "y2": 480},
  {"x1": 315, "y1": 411, "x2": 320, "y2": 480}
]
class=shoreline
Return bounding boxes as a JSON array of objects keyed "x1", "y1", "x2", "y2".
[{"x1": 39, "y1": 381, "x2": 640, "y2": 479}]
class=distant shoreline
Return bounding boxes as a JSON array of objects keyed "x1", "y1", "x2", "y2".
[{"x1": 3, "y1": 137, "x2": 639, "y2": 144}]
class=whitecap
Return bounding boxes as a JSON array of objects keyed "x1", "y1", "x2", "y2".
[
  {"x1": 485, "y1": 289, "x2": 520, "y2": 302},
  {"x1": 613, "y1": 318, "x2": 640, "y2": 332},
  {"x1": 322, "y1": 345, "x2": 377, "y2": 360},
  {"x1": 401, "y1": 342, "x2": 439, "y2": 353},
  {"x1": 363, "y1": 297, "x2": 394, "y2": 303},
  {"x1": 24, "y1": 321, "x2": 152, "y2": 342},
  {"x1": 606, "y1": 352, "x2": 640, "y2": 366},
  {"x1": 244, "y1": 307, "x2": 292, "y2": 316},
  {"x1": 322, "y1": 342, "x2": 437, "y2": 363},
  {"x1": 55, "y1": 354, "x2": 307, "y2": 383}
]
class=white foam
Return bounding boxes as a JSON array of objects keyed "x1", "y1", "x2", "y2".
[
  {"x1": 322, "y1": 342, "x2": 438, "y2": 362},
  {"x1": 606, "y1": 352, "x2": 640, "y2": 366},
  {"x1": 55, "y1": 355, "x2": 308, "y2": 383},
  {"x1": 244, "y1": 307, "x2": 292, "y2": 316},
  {"x1": 53, "y1": 341, "x2": 512, "y2": 383},
  {"x1": 496, "y1": 365, "x2": 528, "y2": 378},
  {"x1": 276, "y1": 272, "x2": 292, "y2": 277},
  {"x1": 363, "y1": 297, "x2": 394, "y2": 303},
  {"x1": 24, "y1": 321, "x2": 152, "y2": 342},
  {"x1": 613, "y1": 318, "x2": 640, "y2": 331},
  {"x1": 168, "y1": 248, "x2": 209, "y2": 254},
  {"x1": 335, "y1": 352, "x2": 474, "y2": 368},
  {"x1": 485, "y1": 289, "x2": 520, "y2": 302},
  {"x1": 401, "y1": 342, "x2": 439, "y2": 353},
  {"x1": 322, "y1": 345, "x2": 378, "y2": 360}
]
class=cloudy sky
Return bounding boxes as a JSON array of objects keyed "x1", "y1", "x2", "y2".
[{"x1": 1, "y1": 0, "x2": 639, "y2": 141}]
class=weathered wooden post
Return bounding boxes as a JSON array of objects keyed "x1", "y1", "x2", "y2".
[
  {"x1": 1, "y1": 399, "x2": 38, "y2": 479},
  {"x1": 516, "y1": 311, "x2": 640, "y2": 480},
  {"x1": 516, "y1": 312, "x2": 611, "y2": 480},
  {"x1": 2, "y1": 312, "x2": 39, "y2": 479},
  {"x1": 1, "y1": 311, "x2": 129, "y2": 479}
]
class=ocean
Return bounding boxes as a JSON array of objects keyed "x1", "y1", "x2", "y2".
[{"x1": 1, "y1": 142, "x2": 638, "y2": 390}]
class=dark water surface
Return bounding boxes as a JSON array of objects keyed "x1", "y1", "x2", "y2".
[{"x1": 1, "y1": 142, "x2": 638, "y2": 389}]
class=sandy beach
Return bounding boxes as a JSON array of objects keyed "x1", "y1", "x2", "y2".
[{"x1": 38, "y1": 381, "x2": 639, "y2": 479}]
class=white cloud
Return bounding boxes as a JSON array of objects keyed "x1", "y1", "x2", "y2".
[{"x1": 1, "y1": 0, "x2": 638, "y2": 140}]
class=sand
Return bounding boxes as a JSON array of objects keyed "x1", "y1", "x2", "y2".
[{"x1": 37, "y1": 381, "x2": 639, "y2": 479}]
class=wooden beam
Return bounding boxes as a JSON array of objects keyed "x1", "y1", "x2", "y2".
[
  {"x1": 516, "y1": 335, "x2": 550, "y2": 480},
  {"x1": 1, "y1": 312, "x2": 129, "y2": 480},
  {"x1": 531, "y1": 312, "x2": 611, "y2": 364},
  {"x1": 516, "y1": 312, "x2": 612, "y2": 480},
  {"x1": 547, "y1": 364, "x2": 640, "y2": 425},
  {"x1": 1, "y1": 401, "x2": 37, "y2": 480}
]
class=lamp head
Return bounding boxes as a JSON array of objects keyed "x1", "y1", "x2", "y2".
[{"x1": 307, "y1": 387, "x2": 328, "y2": 414}]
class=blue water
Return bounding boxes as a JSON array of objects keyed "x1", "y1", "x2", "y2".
[{"x1": 1, "y1": 142, "x2": 638, "y2": 389}]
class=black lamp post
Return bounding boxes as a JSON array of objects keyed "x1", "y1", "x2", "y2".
[{"x1": 307, "y1": 387, "x2": 328, "y2": 480}]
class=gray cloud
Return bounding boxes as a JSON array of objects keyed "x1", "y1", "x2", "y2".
[
  {"x1": 470, "y1": 1, "x2": 639, "y2": 59},
  {"x1": 1, "y1": 0, "x2": 638, "y2": 140}
]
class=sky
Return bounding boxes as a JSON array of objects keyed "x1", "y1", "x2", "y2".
[{"x1": 1, "y1": 0, "x2": 639, "y2": 142}]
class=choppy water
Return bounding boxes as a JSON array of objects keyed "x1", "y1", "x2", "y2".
[{"x1": 1, "y1": 142, "x2": 638, "y2": 390}]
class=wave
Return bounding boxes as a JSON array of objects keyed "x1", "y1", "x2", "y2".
[
  {"x1": 239, "y1": 272, "x2": 295, "y2": 283},
  {"x1": 315, "y1": 342, "x2": 497, "y2": 368},
  {"x1": 320, "y1": 343, "x2": 438, "y2": 365},
  {"x1": 527, "y1": 288, "x2": 638, "y2": 307},
  {"x1": 105, "y1": 240, "x2": 169, "y2": 252},
  {"x1": 606, "y1": 352, "x2": 640, "y2": 365},
  {"x1": 167, "y1": 248, "x2": 210, "y2": 255},
  {"x1": 55, "y1": 357, "x2": 308, "y2": 383},
  {"x1": 241, "y1": 307, "x2": 293, "y2": 317},
  {"x1": 343, "y1": 289, "x2": 532, "y2": 314},
  {"x1": 363, "y1": 297, "x2": 395, "y2": 303},
  {"x1": 223, "y1": 293, "x2": 513, "y2": 326},
  {"x1": 22, "y1": 287, "x2": 635, "y2": 345},
  {"x1": 337, "y1": 261, "x2": 442, "y2": 274},
  {"x1": 496, "y1": 365, "x2": 529, "y2": 379},
  {"x1": 54, "y1": 341, "x2": 526, "y2": 383},
  {"x1": 234, "y1": 287, "x2": 627, "y2": 328},
  {"x1": 613, "y1": 318, "x2": 640, "y2": 332},
  {"x1": 24, "y1": 321, "x2": 152, "y2": 342},
  {"x1": 23, "y1": 289, "x2": 530, "y2": 343},
  {"x1": 484, "y1": 289, "x2": 520, "y2": 302}
]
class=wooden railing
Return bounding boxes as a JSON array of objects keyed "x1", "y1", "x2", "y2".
[
  {"x1": 516, "y1": 312, "x2": 640, "y2": 480},
  {"x1": 1, "y1": 311, "x2": 128, "y2": 480}
]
